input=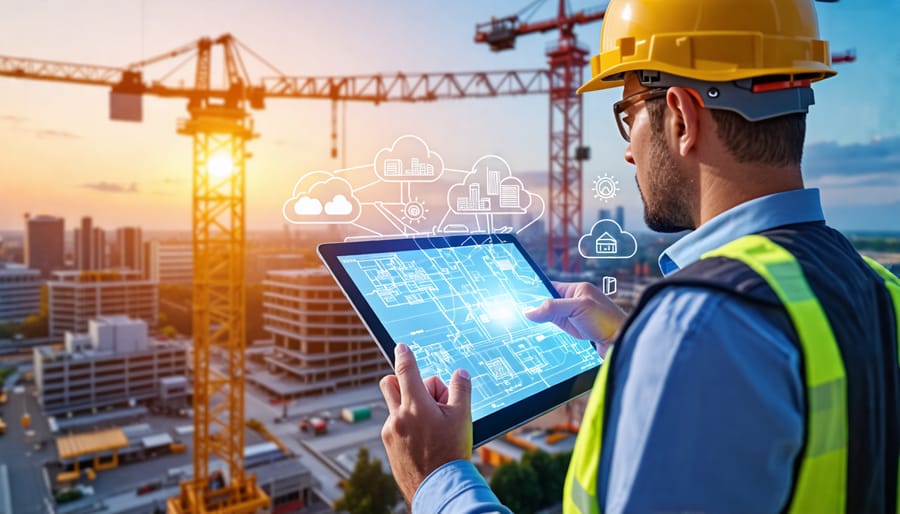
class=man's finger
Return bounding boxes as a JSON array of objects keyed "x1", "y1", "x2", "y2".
[
  {"x1": 552, "y1": 281, "x2": 577, "y2": 298},
  {"x1": 523, "y1": 298, "x2": 587, "y2": 339},
  {"x1": 424, "y1": 375, "x2": 449, "y2": 404},
  {"x1": 380, "y1": 375, "x2": 401, "y2": 412},
  {"x1": 447, "y1": 369, "x2": 472, "y2": 412},
  {"x1": 394, "y1": 343, "x2": 428, "y2": 404},
  {"x1": 524, "y1": 298, "x2": 581, "y2": 323}
]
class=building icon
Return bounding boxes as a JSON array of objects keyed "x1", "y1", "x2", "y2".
[
  {"x1": 602, "y1": 276, "x2": 617, "y2": 296},
  {"x1": 499, "y1": 182, "x2": 521, "y2": 208},
  {"x1": 406, "y1": 157, "x2": 434, "y2": 176},
  {"x1": 595, "y1": 232, "x2": 617, "y2": 255},
  {"x1": 384, "y1": 158, "x2": 402, "y2": 176}
]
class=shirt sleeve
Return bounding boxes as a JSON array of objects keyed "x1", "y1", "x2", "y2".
[
  {"x1": 600, "y1": 287, "x2": 805, "y2": 514},
  {"x1": 412, "y1": 460, "x2": 513, "y2": 514}
]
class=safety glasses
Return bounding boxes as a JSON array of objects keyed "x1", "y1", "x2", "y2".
[{"x1": 613, "y1": 88, "x2": 668, "y2": 142}]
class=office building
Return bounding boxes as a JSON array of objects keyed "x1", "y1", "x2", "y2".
[
  {"x1": 251, "y1": 268, "x2": 390, "y2": 399},
  {"x1": 74, "y1": 216, "x2": 107, "y2": 270},
  {"x1": 144, "y1": 240, "x2": 193, "y2": 284},
  {"x1": 615, "y1": 205, "x2": 625, "y2": 229},
  {"x1": 0, "y1": 264, "x2": 41, "y2": 322},
  {"x1": 598, "y1": 208, "x2": 612, "y2": 221},
  {"x1": 247, "y1": 253, "x2": 305, "y2": 283},
  {"x1": 114, "y1": 226, "x2": 143, "y2": 271},
  {"x1": 47, "y1": 269, "x2": 158, "y2": 336},
  {"x1": 24, "y1": 213, "x2": 65, "y2": 278},
  {"x1": 33, "y1": 315, "x2": 188, "y2": 415}
]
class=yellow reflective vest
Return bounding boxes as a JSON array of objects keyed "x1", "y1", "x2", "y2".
[{"x1": 563, "y1": 234, "x2": 900, "y2": 514}]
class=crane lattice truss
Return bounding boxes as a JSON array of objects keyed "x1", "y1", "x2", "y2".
[
  {"x1": 0, "y1": 36, "x2": 551, "y2": 514},
  {"x1": 476, "y1": 2, "x2": 606, "y2": 271}
]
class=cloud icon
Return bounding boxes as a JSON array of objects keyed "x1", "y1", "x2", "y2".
[
  {"x1": 579, "y1": 219, "x2": 638, "y2": 259},
  {"x1": 294, "y1": 196, "x2": 323, "y2": 215},
  {"x1": 283, "y1": 174, "x2": 362, "y2": 224},
  {"x1": 325, "y1": 194, "x2": 353, "y2": 215},
  {"x1": 374, "y1": 135, "x2": 445, "y2": 183},
  {"x1": 447, "y1": 155, "x2": 532, "y2": 214}
]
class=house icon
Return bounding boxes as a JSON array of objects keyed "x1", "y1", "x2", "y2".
[{"x1": 595, "y1": 232, "x2": 617, "y2": 255}]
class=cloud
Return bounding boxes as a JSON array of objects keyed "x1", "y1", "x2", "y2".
[
  {"x1": 804, "y1": 136, "x2": 900, "y2": 178},
  {"x1": 325, "y1": 194, "x2": 353, "y2": 215},
  {"x1": 374, "y1": 134, "x2": 445, "y2": 182},
  {"x1": 579, "y1": 219, "x2": 637, "y2": 259},
  {"x1": 0, "y1": 115, "x2": 26, "y2": 123},
  {"x1": 35, "y1": 128, "x2": 81, "y2": 139},
  {"x1": 80, "y1": 181, "x2": 139, "y2": 193},
  {"x1": 448, "y1": 155, "x2": 532, "y2": 214},
  {"x1": 282, "y1": 174, "x2": 362, "y2": 224},
  {"x1": 293, "y1": 196, "x2": 323, "y2": 215}
]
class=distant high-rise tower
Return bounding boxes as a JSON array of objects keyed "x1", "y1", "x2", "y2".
[
  {"x1": 74, "y1": 216, "x2": 107, "y2": 270},
  {"x1": 615, "y1": 206, "x2": 625, "y2": 229},
  {"x1": 116, "y1": 227, "x2": 143, "y2": 272},
  {"x1": 24, "y1": 213, "x2": 64, "y2": 278},
  {"x1": 598, "y1": 208, "x2": 612, "y2": 221}
]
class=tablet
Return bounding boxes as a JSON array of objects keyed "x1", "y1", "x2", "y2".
[{"x1": 318, "y1": 233, "x2": 603, "y2": 448}]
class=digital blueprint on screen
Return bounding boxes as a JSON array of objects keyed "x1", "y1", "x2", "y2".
[{"x1": 338, "y1": 241, "x2": 603, "y2": 421}]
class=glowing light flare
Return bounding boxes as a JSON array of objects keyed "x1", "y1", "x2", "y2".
[
  {"x1": 485, "y1": 302, "x2": 517, "y2": 324},
  {"x1": 206, "y1": 153, "x2": 235, "y2": 179}
]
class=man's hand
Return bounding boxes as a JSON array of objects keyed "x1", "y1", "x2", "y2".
[
  {"x1": 524, "y1": 281, "x2": 628, "y2": 353},
  {"x1": 380, "y1": 343, "x2": 472, "y2": 504}
]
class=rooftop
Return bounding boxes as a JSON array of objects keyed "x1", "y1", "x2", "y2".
[{"x1": 57, "y1": 428, "x2": 129, "y2": 460}]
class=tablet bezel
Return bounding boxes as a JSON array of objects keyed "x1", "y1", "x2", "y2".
[{"x1": 318, "y1": 233, "x2": 601, "y2": 448}]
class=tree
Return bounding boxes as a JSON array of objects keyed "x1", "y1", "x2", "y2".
[
  {"x1": 334, "y1": 447, "x2": 399, "y2": 514},
  {"x1": 0, "y1": 321, "x2": 19, "y2": 339},
  {"x1": 20, "y1": 313, "x2": 48, "y2": 338},
  {"x1": 490, "y1": 459, "x2": 542, "y2": 514},
  {"x1": 523, "y1": 450, "x2": 567, "y2": 508}
]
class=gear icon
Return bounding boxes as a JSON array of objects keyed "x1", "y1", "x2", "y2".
[{"x1": 593, "y1": 173, "x2": 620, "y2": 202}]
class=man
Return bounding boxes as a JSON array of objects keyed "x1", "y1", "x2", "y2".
[{"x1": 380, "y1": 0, "x2": 900, "y2": 512}]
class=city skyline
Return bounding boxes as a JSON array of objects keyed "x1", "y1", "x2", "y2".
[{"x1": 1, "y1": 1, "x2": 898, "y2": 233}]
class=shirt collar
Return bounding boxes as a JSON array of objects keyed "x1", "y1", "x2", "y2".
[{"x1": 658, "y1": 188, "x2": 825, "y2": 276}]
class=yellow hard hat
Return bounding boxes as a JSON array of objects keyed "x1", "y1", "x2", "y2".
[{"x1": 578, "y1": 0, "x2": 837, "y2": 93}]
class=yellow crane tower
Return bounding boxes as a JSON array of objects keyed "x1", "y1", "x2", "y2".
[{"x1": 0, "y1": 34, "x2": 553, "y2": 512}]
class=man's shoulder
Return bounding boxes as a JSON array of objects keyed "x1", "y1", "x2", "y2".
[
  {"x1": 662, "y1": 255, "x2": 781, "y2": 307},
  {"x1": 627, "y1": 278, "x2": 795, "y2": 345}
]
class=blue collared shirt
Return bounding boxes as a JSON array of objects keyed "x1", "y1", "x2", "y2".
[{"x1": 413, "y1": 189, "x2": 823, "y2": 514}]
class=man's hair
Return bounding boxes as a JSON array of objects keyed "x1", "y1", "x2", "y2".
[{"x1": 647, "y1": 98, "x2": 806, "y2": 167}]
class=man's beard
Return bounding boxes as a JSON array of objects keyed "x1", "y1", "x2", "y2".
[{"x1": 637, "y1": 134, "x2": 695, "y2": 233}]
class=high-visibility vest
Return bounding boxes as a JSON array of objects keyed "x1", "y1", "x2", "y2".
[{"x1": 563, "y1": 234, "x2": 900, "y2": 514}]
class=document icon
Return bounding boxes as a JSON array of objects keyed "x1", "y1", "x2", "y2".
[{"x1": 602, "y1": 276, "x2": 617, "y2": 296}]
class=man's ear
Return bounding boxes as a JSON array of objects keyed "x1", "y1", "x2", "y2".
[{"x1": 665, "y1": 87, "x2": 700, "y2": 157}]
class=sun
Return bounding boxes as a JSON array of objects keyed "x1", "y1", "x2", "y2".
[
  {"x1": 402, "y1": 199, "x2": 428, "y2": 224},
  {"x1": 206, "y1": 153, "x2": 235, "y2": 179}
]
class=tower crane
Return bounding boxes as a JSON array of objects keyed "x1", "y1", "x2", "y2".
[
  {"x1": 0, "y1": 35, "x2": 554, "y2": 513},
  {"x1": 476, "y1": 0, "x2": 606, "y2": 272}
]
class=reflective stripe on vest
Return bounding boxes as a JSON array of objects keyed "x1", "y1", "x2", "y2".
[
  {"x1": 705, "y1": 235, "x2": 848, "y2": 514},
  {"x1": 562, "y1": 345, "x2": 613, "y2": 514},
  {"x1": 861, "y1": 256, "x2": 900, "y2": 514},
  {"x1": 563, "y1": 234, "x2": 860, "y2": 514}
]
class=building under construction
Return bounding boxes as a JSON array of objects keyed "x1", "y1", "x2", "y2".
[{"x1": 251, "y1": 268, "x2": 390, "y2": 400}]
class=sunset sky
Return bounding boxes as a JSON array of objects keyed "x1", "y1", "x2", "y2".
[{"x1": 1, "y1": 0, "x2": 898, "y2": 232}]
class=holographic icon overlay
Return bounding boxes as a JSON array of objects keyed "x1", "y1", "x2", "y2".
[
  {"x1": 578, "y1": 219, "x2": 638, "y2": 259},
  {"x1": 282, "y1": 135, "x2": 545, "y2": 239},
  {"x1": 592, "y1": 173, "x2": 620, "y2": 202}
]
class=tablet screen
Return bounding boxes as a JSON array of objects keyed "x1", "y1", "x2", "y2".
[{"x1": 335, "y1": 239, "x2": 603, "y2": 423}]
